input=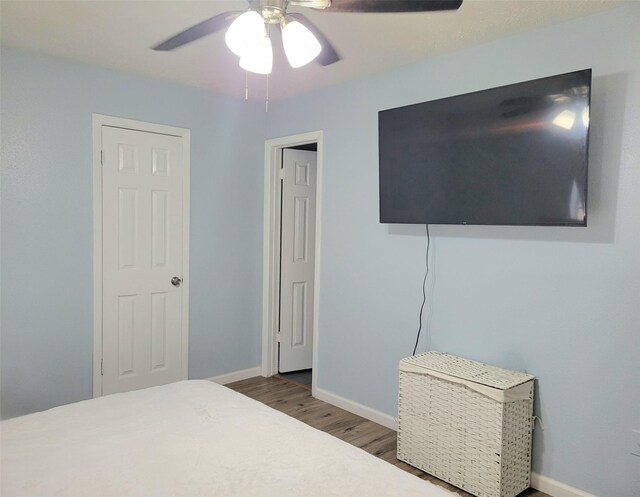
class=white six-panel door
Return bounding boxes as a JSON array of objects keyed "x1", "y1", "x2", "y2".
[
  {"x1": 279, "y1": 149, "x2": 317, "y2": 373},
  {"x1": 101, "y1": 126, "x2": 186, "y2": 395}
]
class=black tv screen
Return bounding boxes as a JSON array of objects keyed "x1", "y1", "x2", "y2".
[{"x1": 378, "y1": 69, "x2": 591, "y2": 226}]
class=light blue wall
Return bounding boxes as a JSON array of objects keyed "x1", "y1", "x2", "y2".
[
  {"x1": 0, "y1": 49, "x2": 265, "y2": 418},
  {"x1": 266, "y1": 6, "x2": 640, "y2": 497}
]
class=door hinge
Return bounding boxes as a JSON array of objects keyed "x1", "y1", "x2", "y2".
[
  {"x1": 100, "y1": 150, "x2": 104, "y2": 166},
  {"x1": 278, "y1": 167, "x2": 285, "y2": 180},
  {"x1": 276, "y1": 332, "x2": 282, "y2": 342},
  {"x1": 101, "y1": 359, "x2": 104, "y2": 376}
]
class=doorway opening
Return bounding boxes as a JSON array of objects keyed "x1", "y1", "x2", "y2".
[{"x1": 262, "y1": 132, "x2": 323, "y2": 397}]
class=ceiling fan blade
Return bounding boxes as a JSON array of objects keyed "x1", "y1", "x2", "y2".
[
  {"x1": 287, "y1": 13, "x2": 341, "y2": 66},
  {"x1": 326, "y1": 0, "x2": 462, "y2": 13},
  {"x1": 152, "y1": 11, "x2": 242, "y2": 51}
]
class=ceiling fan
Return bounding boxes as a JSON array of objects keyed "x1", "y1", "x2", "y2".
[{"x1": 153, "y1": 0, "x2": 463, "y2": 75}]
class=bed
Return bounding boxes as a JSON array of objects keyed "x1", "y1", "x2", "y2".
[{"x1": 1, "y1": 380, "x2": 458, "y2": 497}]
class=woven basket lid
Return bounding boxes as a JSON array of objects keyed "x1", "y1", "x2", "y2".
[{"x1": 401, "y1": 351, "x2": 534, "y2": 390}]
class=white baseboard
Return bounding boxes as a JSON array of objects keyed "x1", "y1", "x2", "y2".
[
  {"x1": 207, "y1": 367, "x2": 262, "y2": 385},
  {"x1": 531, "y1": 472, "x2": 598, "y2": 497},
  {"x1": 210, "y1": 374, "x2": 596, "y2": 497},
  {"x1": 313, "y1": 389, "x2": 596, "y2": 497},
  {"x1": 314, "y1": 387, "x2": 397, "y2": 430}
]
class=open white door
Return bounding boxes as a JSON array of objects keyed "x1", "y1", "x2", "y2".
[
  {"x1": 279, "y1": 149, "x2": 317, "y2": 373},
  {"x1": 101, "y1": 125, "x2": 187, "y2": 395}
]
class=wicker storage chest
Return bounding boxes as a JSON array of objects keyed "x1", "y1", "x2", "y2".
[{"x1": 398, "y1": 352, "x2": 535, "y2": 497}]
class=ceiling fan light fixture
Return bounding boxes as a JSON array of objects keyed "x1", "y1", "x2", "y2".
[
  {"x1": 282, "y1": 20, "x2": 322, "y2": 68},
  {"x1": 239, "y1": 35, "x2": 273, "y2": 74},
  {"x1": 287, "y1": 0, "x2": 331, "y2": 9},
  {"x1": 225, "y1": 10, "x2": 265, "y2": 57}
]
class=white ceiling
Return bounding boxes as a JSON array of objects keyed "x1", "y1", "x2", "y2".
[{"x1": 0, "y1": 0, "x2": 625, "y2": 100}]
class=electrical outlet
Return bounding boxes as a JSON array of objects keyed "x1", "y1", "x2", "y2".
[{"x1": 632, "y1": 429, "x2": 640, "y2": 458}]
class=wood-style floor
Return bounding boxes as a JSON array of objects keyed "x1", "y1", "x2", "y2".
[
  {"x1": 276, "y1": 369, "x2": 312, "y2": 388},
  {"x1": 227, "y1": 376, "x2": 547, "y2": 497}
]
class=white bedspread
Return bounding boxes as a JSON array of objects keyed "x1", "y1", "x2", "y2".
[{"x1": 1, "y1": 380, "x2": 457, "y2": 497}]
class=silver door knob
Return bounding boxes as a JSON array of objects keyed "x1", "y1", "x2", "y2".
[{"x1": 171, "y1": 276, "x2": 182, "y2": 288}]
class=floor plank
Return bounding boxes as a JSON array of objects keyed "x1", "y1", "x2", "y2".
[{"x1": 226, "y1": 376, "x2": 548, "y2": 497}]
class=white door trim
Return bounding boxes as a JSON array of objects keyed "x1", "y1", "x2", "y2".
[
  {"x1": 261, "y1": 131, "x2": 323, "y2": 397},
  {"x1": 92, "y1": 113, "x2": 190, "y2": 398}
]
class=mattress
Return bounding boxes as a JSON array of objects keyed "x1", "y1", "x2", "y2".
[{"x1": 1, "y1": 380, "x2": 458, "y2": 497}]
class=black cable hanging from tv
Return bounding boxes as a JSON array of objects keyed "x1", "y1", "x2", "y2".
[{"x1": 412, "y1": 224, "x2": 430, "y2": 356}]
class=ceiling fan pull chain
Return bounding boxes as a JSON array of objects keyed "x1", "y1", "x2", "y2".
[
  {"x1": 265, "y1": 73, "x2": 269, "y2": 113},
  {"x1": 245, "y1": 70, "x2": 249, "y2": 101}
]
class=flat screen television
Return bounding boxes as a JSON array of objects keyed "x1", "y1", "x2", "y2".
[{"x1": 378, "y1": 69, "x2": 591, "y2": 226}]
